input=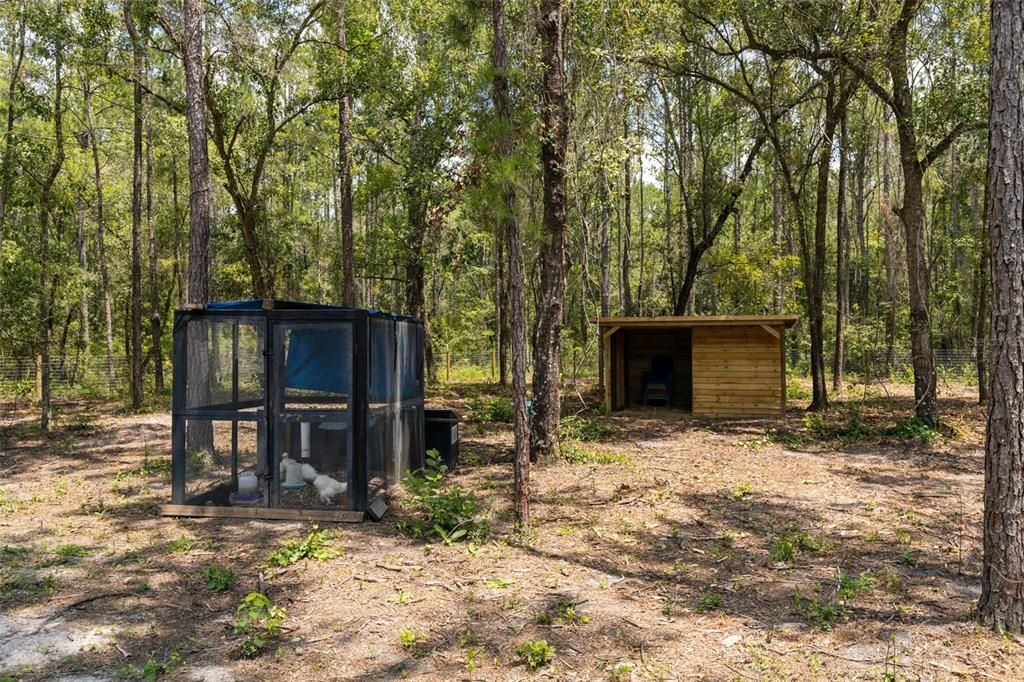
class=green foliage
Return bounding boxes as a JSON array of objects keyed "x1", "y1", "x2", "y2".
[
  {"x1": 116, "y1": 651, "x2": 182, "y2": 681},
  {"x1": 266, "y1": 525, "x2": 340, "y2": 567},
  {"x1": 770, "y1": 537, "x2": 796, "y2": 563},
  {"x1": 562, "y1": 442, "x2": 631, "y2": 466},
  {"x1": 515, "y1": 639, "x2": 555, "y2": 670},
  {"x1": 201, "y1": 565, "x2": 236, "y2": 592},
  {"x1": 731, "y1": 482, "x2": 753, "y2": 500},
  {"x1": 770, "y1": 525, "x2": 831, "y2": 563},
  {"x1": 399, "y1": 628, "x2": 426, "y2": 648},
  {"x1": 559, "y1": 415, "x2": 618, "y2": 442},
  {"x1": 696, "y1": 588, "x2": 723, "y2": 613},
  {"x1": 399, "y1": 450, "x2": 489, "y2": 544},
  {"x1": 838, "y1": 571, "x2": 877, "y2": 600},
  {"x1": 793, "y1": 588, "x2": 850, "y2": 631},
  {"x1": 234, "y1": 593, "x2": 285, "y2": 659},
  {"x1": 466, "y1": 396, "x2": 514, "y2": 425}
]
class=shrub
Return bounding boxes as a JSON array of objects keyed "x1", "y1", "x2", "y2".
[
  {"x1": 234, "y1": 593, "x2": 285, "y2": 658},
  {"x1": 399, "y1": 450, "x2": 489, "y2": 544},
  {"x1": 516, "y1": 639, "x2": 555, "y2": 670}
]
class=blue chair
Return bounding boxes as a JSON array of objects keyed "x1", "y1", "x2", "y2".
[{"x1": 642, "y1": 354, "x2": 674, "y2": 406}]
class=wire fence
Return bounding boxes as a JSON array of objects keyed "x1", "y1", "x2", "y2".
[{"x1": 0, "y1": 345, "x2": 984, "y2": 402}]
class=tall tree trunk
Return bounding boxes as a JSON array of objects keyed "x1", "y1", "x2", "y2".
[
  {"x1": 772, "y1": 158, "x2": 784, "y2": 313},
  {"x1": 972, "y1": 185, "x2": 989, "y2": 404},
  {"x1": 833, "y1": 87, "x2": 849, "y2": 392},
  {"x1": 125, "y1": 0, "x2": 145, "y2": 408},
  {"x1": 531, "y1": 0, "x2": 569, "y2": 462},
  {"x1": 146, "y1": 80, "x2": 163, "y2": 391},
  {"x1": 637, "y1": 122, "x2": 646, "y2": 315},
  {"x1": 881, "y1": 128, "x2": 898, "y2": 373},
  {"x1": 598, "y1": 169, "x2": 610, "y2": 395},
  {"x1": 621, "y1": 111, "x2": 633, "y2": 316},
  {"x1": 337, "y1": 0, "x2": 356, "y2": 306},
  {"x1": 83, "y1": 80, "x2": 116, "y2": 393},
  {"x1": 980, "y1": 0, "x2": 1024, "y2": 631},
  {"x1": 76, "y1": 197, "x2": 90, "y2": 360},
  {"x1": 492, "y1": 0, "x2": 529, "y2": 525},
  {"x1": 0, "y1": 2, "x2": 26, "y2": 243},
  {"x1": 184, "y1": 0, "x2": 213, "y2": 450},
  {"x1": 38, "y1": 6, "x2": 65, "y2": 432},
  {"x1": 853, "y1": 134, "x2": 869, "y2": 315}
]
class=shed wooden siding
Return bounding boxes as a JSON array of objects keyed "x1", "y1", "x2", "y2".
[{"x1": 691, "y1": 325, "x2": 784, "y2": 417}]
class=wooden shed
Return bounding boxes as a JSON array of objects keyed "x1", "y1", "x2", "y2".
[{"x1": 598, "y1": 315, "x2": 800, "y2": 418}]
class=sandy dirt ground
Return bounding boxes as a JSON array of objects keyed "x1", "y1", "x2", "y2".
[{"x1": 0, "y1": 380, "x2": 1020, "y2": 681}]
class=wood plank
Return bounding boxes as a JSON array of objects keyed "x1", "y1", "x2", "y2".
[{"x1": 160, "y1": 504, "x2": 366, "y2": 523}]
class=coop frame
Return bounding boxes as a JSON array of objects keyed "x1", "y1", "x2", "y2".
[{"x1": 162, "y1": 299, "x2": 425, "y2": 522}]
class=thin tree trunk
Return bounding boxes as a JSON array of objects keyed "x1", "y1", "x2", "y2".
[
  {"x1": 637, "y1": 120, "x2": 646, "y2": 315},
  {"x1": 83, "y1": 80, "x2": 116, "y2": 393},
  {"x1": 833, "y1": 87, "x2": 849, "y2": 392},
  {"x1": 980, "y1": 0, "x2": 1024, "y2": 631},
  {"x1": 184, "y1": 0, "x2": 213, "y2": 450},
  {"x1": 598, "y1": 169, "x2": 610, "y2": 395},
  {"x1": 492, "y1": 0, "x2": 529, "y2": 525},
  {"x1": 38, "y1": 6, "x2": 65, "y2": 432},
  {"x1": 146, "y1": 79, "x2": 163, "y2": 391},
  {"x1": 531, "y1": 0, "x2": 569, "y2": 462},
  {"x1": 337, "y1": 0, "x2": 356, "y2": 306},
  {"x1": 0, "y1": 2, "x2": 26, "y2": 243},
  {"x1": 621, "y1": 110, "x2": 633, "y2": 316},
  {"x1": 76, "y1": 197, "x2": 90, "y2": 360},
  {"x1": 972, "y1": 185, "x2": 989, "y2": 404},
  {"x1": 125, "y1": 0, "x2": 145, "y2": 408},
  {"x1": 772, "y1": 158, "x2": 784, "y2": 313}
]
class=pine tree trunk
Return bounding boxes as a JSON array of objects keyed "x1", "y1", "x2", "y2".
[
  {"x1": 125, "y1": 0, "x2": 145, "y2": 408},
  {"x1": 772, "y1": 159, "x2": 784, "y2": 313},
  {"x1": 972, "y1": 185, "x2": 989, "y2": 404},
  {"x1": 337, "y1": 0, "x2": 356, "y2": 306},
  {"x1": 531, "y1": 0, "x2": 569, "y2": 462},
  {"x1": 84, "y1": 80, "x2": 117, "y2": 393},
  {"x1": 980, "y1": 0, "x2": 1024, "y2": 631},
  {"x1": 621, "y1": 111, "x2": 633, "y2": 316},
  {"x1": 184, "y1": 0, "x2": 213, "y2": 451},
  {"x1": 76, "y1": 198, "x2": 90, "y2": 360},
  {"x1": 146, "y1": 82, "x2": 163, "y2": 391},
  {"x1": 492, "y1": 0, "x2": 529, "y2": 525},
  {"x1": 0, "y1": 4, "x2": 25, "y2": 243},
  {"x1": 833, "y1": 90, "x2": 849, "y2": 392},
  {"x1": 38, "y1": 8, "x2": 65, "y2": 432}
]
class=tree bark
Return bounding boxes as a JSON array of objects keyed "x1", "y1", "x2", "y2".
[
  {"x1": 37, "y1": 5, "x2": 65, "y2": 431},
  {"x1": 83, "y1": 80, "x2": 117, "y2": 393},
  {"x1": 531, "y1": 0, "x2": 569, "y2": 462},
  {"x1": 972, "y1": 185, "x2": 989, "y2": 404},
  {"x1": 76, "y1": 197, "x2": 90, "y2": 360},
  {"x1": 492, "y1": 0, "x2": 529, "y2": 525},
  {"x1": 336, "y1": 0, "x2": 356, "y2": 306},
  {"x1": 833, "y1": 86, "x2": 849, "y2": 392},
  {"x1": 125, "y1": 0, "x2": 145, "y2": 408},
  {"x1": 145, "y1": 74, "x2": 163, "y2": 391},
  {"x1": 980, "y1": 0, "x2": 1024, "y2": 632},
  {"x1": 184, "y1": 0, "x2": 213, "y2": 450},
  {"x1": 0, "y1": 2, "x2": 26, "y2": 243},
  {"x1": 621, "y1": 109, "x2": 633, "y2": 316}
]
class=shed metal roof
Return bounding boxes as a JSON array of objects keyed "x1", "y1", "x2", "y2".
[{"x1": 597, "y1": 315, "x2": 799, "y2": 329}]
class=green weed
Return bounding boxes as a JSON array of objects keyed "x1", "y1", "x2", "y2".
[
  {"x1": 201, "y1": 565, "x2": 236, "y2": 591},
  {"x1": 234, "y1": 593, "x2": 285, "y2": 659},
  {"x1": 399, "y1": 450, "x2": 489, "y2": 544},
  {"x1": 559, "y1": 415, "x2": 618, "y2": 442},
  {"x1": 266, "y1": 525, "x2": 340, "y2": 567},
  {"x1": 516, "y1": 639, "x2": 555, "y2": 670}
]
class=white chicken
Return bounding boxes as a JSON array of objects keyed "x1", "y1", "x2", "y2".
[
  {"x1": 313, "y1": 474, "x2": 347, "y2": 505},
  {"x1": 301, "y1": 463, "x2": 319, "y2": 483},
  {"x1": 279, "y1": 453, "x2": 294, "y2": 477}
]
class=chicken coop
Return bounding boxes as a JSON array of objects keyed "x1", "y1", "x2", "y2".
[{"x1": 161, "y1": 299, "x2": 425, "y2": 522}]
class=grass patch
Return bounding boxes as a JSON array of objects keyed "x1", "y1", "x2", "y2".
[
  {"x1": 562, "y1": 442, "x2": 630, "y2": 466},
  {"x1": 466, "y1": 396, "x2": 514, "y2": 426},
  {"x1": 559, "y1": 415, "x2": 618, "y2": 442}
]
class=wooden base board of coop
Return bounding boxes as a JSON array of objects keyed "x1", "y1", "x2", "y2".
[{"x1": 159, "y1": 504, "x2": 366, "y2": 523}]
